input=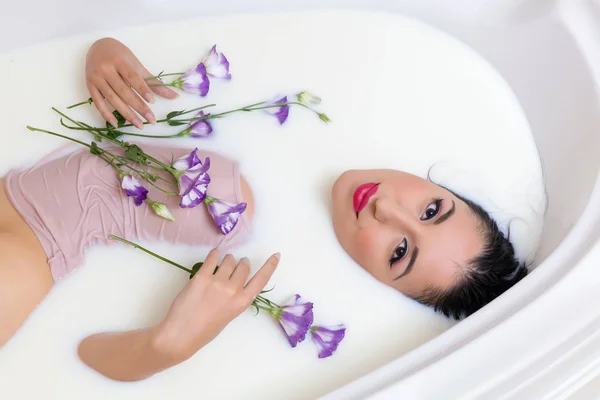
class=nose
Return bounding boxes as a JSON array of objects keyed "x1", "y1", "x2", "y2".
[{"x1": 373, "y1": 197, "x2": 418, "y2": 231}]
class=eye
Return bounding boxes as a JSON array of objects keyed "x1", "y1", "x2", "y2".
[
  {"x1": 420, "y1": 198, "x2": 443, "y2": 221},
  {"x1": 389, "y1": 238, "x2": 408, "y2": 266}
]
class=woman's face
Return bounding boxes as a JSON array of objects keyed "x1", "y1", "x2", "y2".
[{"x1": 331, "y1": 169, "x2": 484, "y2": 297}]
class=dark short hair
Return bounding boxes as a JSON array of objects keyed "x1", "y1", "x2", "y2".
[{"x1": 412, "y1": 191, "x2": 528, "y2": 319}]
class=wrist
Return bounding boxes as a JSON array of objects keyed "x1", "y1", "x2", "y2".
[{"x1": 150, "y1": 323, "x2": 194, "y2": 364}]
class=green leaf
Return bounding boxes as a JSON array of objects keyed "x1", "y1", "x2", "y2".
[
  {"x1": 113, "y1": 110, "x2": 127, "y2": 128},
  {"x1": 189, "y1": 262, "x2": 220, "y2": 279},
  {"x1": 104, "y1": 124, "x2": 122, "y2": 140},
  {"x1": 106, "y1": 131, "x2": 122, "y2": 140},
  {"x1": 167, "y1": 110, "x2": 185, "y2": 120},
  {"x1": 260, "y1": 286, "x2": 275, "y2": 294},
  {"x1": 124, "y1": 144, "x2": 142, "y2": 162},
  {"x1": 189, "y1": 262, "x2": 204, "y2": 279},
  {"x1": 89, "y1": 142, "x2": 102, "y2": 156},
  {"x1": 167, "y1": 120, "x2": 187, "y2": 127}
]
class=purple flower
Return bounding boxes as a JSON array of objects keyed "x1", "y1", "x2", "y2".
[
  {"x1": 203, "y1": 45, "x2": 231, "y2": 80},
  {"x1": 204, "y1": 196, "x2": 247, "y2": 235},
  {"x1": 264, "y1": 96, "x2": 290, "y2": 125},
  {"x1": 273, "y1": 295, "x2": 314, "y2": 347},
  {"x1": 310, "y1": 325, "x2": 346, "y2": 359},
  {"x1": 179, "y1": 173, "x2": 211, "y2": 208},
  {"x1": 172, "y1": 149, "x2": 211, "y2": 208},
  {"x1": 186, "y1": 111, "x2": 213, "y2": 138},
  {"x1": 121, "y1": 175, "x2": 148, "y2": 206},
  {"x1": 172, "y1": 147, "x2": 205, "y2": 173},
  {"x1": 174, "y1": 63, "x2": 210, "y2": 96}
]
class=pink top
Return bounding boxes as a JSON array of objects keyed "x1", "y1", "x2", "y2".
[{"x1": 4, "y1": 144, "x2": 251, "y2": 281}]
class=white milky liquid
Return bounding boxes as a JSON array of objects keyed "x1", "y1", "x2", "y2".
[{"x1": 0, "y1": 10, "x2": 545, "y2": 399}]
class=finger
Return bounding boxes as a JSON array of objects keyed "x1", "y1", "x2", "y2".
[
  {"x1": 118, "y1": 64, "x2": 155, "y2": 104},
  {"x1": 230, "y1": 257, "x2": 251, "y2": 288},
  {"x1": 93, "y1": 77, "x2": 144, "y2": 129},
  {"x1": 216, "y1": 254, "x2": 237, "y2": 281},
  {"x1": 87, "y1": 83, "x2": 118, "y2": 127},
  {"x1": 195, "y1": 248, "x2": 220, "y2": 280},
  {"x1": 141, "y1": 66, "x2": 180, "y2": 99},
  {"x1": 243, "y1": 253, "x2": 280, "y2": 298},
  {"x1": 106, "y1": 69, "x2": 156, "y2": 125}
]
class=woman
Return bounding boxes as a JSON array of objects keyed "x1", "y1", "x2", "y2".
[{"x1": 0, "y1": 38, "x2": 526, "y2": 381}]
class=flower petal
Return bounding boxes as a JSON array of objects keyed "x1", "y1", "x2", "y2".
[
  {"x1": 172, "y1": 148, "x2": 202, "y2": 171},
  {"x1": 274, "y1": 294, "x2": 314, "y2": 347},
  {"x1": 205, "y1": 197, "x2": 247, "y2": 235},
  {"x1": 310, "y1": 325, "x2": 346, "y2": 359},
  {"x1": 179, "y1": 173, "x2": 210, "y2": 208},
  {"x1": 264, "y1": 96, "x2": 290, "y2": 125},
  {"x1": 189, "y1": 111, "x2": 213, "y2": 138},
  {"x1": 203, "y1": 45, "x2": 231, "y2": 80},
  {"x1": 278, "y1": 311, "x2": 314, "y2": 347},
  {"x1": 182, "y1": 63, "x2": 210, "y2": 96},
  {"x1": 121, "y1": 175, "x2": 148, "y2": 206}
]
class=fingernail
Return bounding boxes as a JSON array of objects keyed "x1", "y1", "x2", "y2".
[
  {"x1": 145, "y1": 93, "x2": 155, "y2": 103},
  {"x1": 274, "y1": 252, "x2": 281, "y2": 261},
  {"x1": 134, "y1": 119, "x2": 143, "y2": 129},
  {"x1": 144, "y1": 112, "x2": 156, "y2": 124},
  {"x1": 240, "y1": 257, "x2": 250, "y2": 263},
  {"x1": 110, "y1": 119, "x2": 118, "y2": 127}
]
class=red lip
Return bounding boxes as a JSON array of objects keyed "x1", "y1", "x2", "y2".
[{"x1": 353, "y1": 183, "x2": 380, "y2": 216}]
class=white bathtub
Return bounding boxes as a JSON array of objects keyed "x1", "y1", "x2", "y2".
[{"x1": 2, "y1": 0, "x2": 600, "y2": 398}]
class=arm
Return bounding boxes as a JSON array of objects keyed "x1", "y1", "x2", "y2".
[
  {"x1": 77, "y1": 327, "x2": 179, "y2": 382},
  {"x1": 85, "y1": 37, "x2": 179, "y2": 129},
  {"x1": 78, "y1": 249, "x2": 280, "y2": 381}
]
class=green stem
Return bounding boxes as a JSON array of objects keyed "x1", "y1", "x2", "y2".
[
  {"x1": 26, "y1": 126, "x2": 124, "y2": 174},
  {"x1": 26, "y1": 126, "x2": 93, "y2": 148},
  {"x1": 148, "y1": 83, "x2": 176, "y2": 88},
  {"x1": 118, "y1": 163, "x2": 178, "y2": 195},
  {"x1": 114, "y1": 131, "x2": 184, "y2": 139},
  {"x1": 252, "y1": 303, "x2": 273, "y2": 312},
  {"x1": 26, "y1": 124, "x2": 175, "y2": 193},
  {"x1": 134, "y1": 151, "x2": 175, "y2": 172},
  {"x1": 253, "y1": 295, "x2": 278, "y2": 308},
  {"x1": 54, "y1": 107, "x2": 177, "y2": 173},
  {"x1": 60, "y1": 121, "x2": 182, "y2": 139},
  {"x1": 67, "y1": 98, "x2": 93, "y2": 109},
  {"x1": 108, "y1": 234, "x2": 278, "y2": 311},
  {"x1": 54, "y1": 107, "x2": 103, "y2": 132},
  {"x1": 145, "y1": 72, "x2": 185, "y2": 81},
  {"x1": 115, "y1": 156, "x2": 174, "y2": 185},
  {"x1": 175, "y1": 104, "x2": 217, "y2": 117},
  {"x1": 109, "y1": 235, "x2": 192, "y2": 274}
]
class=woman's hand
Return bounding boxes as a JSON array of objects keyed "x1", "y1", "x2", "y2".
[
  {"x1": 154, "y1": 249, "x2": 281, "y2": 361},
  {"x1": 85, "y1": 37, "x2": 179, "y2": 129}
]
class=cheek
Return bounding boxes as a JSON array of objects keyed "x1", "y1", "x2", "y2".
[{"x1": 351, "y1": 229, "x2": 387, "y2": 280}]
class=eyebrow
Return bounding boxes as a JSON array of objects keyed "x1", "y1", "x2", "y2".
[
  {"x1": 433, "y1": 200, "x2": 456, "y2": 225},
  {"x1": 392, "y1": 200, "x2": 456, "y2": 281},
  {"x1": 393, "y1": 247, "x2": 419, "y2": 280}
]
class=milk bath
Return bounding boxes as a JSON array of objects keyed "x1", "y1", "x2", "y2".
[{"x1": 0, "y1": 10, "x2": 545, "y2": 399}]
